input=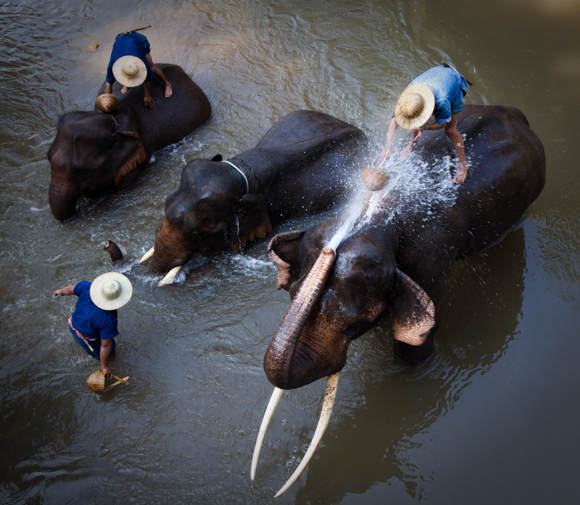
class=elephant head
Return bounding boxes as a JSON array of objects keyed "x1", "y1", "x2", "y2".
[
  {"x1": 48, "y1": 109, "x2": 148, "y2": 221},
  {"x1": 264, "y1": 217, "x2": 435, "y2": 391},
  {"x1": 143, "y1": 156, "x2": 272, "y2": 284}
]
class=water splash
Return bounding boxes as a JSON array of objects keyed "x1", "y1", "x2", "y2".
[{"x1": 327, "y1": 146, "x2": 459, "y2": 251}]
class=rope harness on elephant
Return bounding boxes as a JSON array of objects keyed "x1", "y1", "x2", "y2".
[
  {"x1": 232, "y1": 157, "x2": 266, "y2": 197},
  {"x1": 107, "y1": 114, "x2": 141, "y2": 140},
  {"x1": 221, "y1": 160, "x2": 250, "y2": 195},
  {"x1": 106, "y1": 114, "x2": 148, "y2": 185}
]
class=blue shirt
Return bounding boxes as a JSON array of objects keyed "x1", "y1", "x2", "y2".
[
  {"x1": 71, "y1": 281, "x2": 118, "y2": 340},
  {"x1": 409, "y1": 66, "x2": 469, "y2": 124},
  {"x1": 106, "y1": 32, "x2": 155, "y2": 84}
]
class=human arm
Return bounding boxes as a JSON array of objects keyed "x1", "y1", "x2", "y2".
[
  {"x1": 143, "y1": 81, "x2": 155, "y2": 108},
  {"x1": 379, "y1": 117, "x2": 398, "y2": 163},
  {"x1": 53, "y1": 284, "x2": 76, "y2": 298},
  {"x1": 100, "y1": 338, "x2": 114, "y2": 377},
  {"x1": 104, "y1": 82, "x2": 113, "y2": 94},
  {"x1": 420, "y1": 121, "x2": 446, "y2": 131}
]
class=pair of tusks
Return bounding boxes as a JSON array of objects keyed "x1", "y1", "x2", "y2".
[
  {"x1": 251, "y1": 373, "x2": 340, "y2": 498},
  {"x1": 138, "y1": 247, "x2": 182, "y2": 286}
]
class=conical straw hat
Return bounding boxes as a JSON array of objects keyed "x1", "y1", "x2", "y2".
[
  {"x1": 112, "y1": 55, "x2": 147, "y2": 87},
  {"x1": 394, "y1": 83, "x2": 435, "y2": 130},
  {"x1": 90, "y1": 272, "x2": 132, "y2": 311},
  {"x1": 86, "y1": 369, "x2": 106, "y2": 393}
]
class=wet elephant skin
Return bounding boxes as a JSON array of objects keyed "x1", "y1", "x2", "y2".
[
  {"x1": 47, "y1": 64, "x2": 211, "y2": 221},
  {"x1": 147, "y1": 110, "x2": 368, "y2": 275},
  {"x1": 264, "y1": 105, "x2": 545, "y2": 390}
]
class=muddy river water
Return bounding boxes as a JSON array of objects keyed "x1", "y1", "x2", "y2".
[{"x1": 1, "y1": 0, "x2": 580, "y2": 503}]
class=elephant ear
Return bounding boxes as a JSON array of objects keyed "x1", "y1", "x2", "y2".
[
  {"x1": 111, "y1": 132, "x2": 148, "y2": 186},
  {"x1": 391, "y1": 269, "x2": 435, "y2": 346},
  {"x1": 267, "y1": 230, "x2": 304, "y2": 291},
  {"x1": 229, "y1": 194, "x2": 273, "y2": 250}
]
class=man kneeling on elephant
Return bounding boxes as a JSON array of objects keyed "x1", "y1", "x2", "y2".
[
  {"x1": 104, "y1": 30, "x2": 172, "y2": 108},
  {"x1": 380, "y1": 63, "x2": 470, "y2": 183}
]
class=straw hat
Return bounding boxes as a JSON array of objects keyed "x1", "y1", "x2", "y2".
[
  {"x1": 112, "y1": 55, "x2": 147, "y2": 87},
  {"x1": 394, "y1": 83, "x2": 435, "y2": 130},
  {"x1": 90, "y1": 272, "x2": 132, "y2": 311},
  {"x1": 96, "y1": 93, "x2": 118, "y2": 113}
]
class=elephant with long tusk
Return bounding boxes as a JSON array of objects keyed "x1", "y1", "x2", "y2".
[
  {"x1": 251, "y1": 105, "x2": 545, "y2": 496},
  {"x1": 138, "y1": 110, "x2": 368, "y2": 286}
]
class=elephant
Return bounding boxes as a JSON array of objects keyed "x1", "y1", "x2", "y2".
[
  {"x1": 251, "y1": 105, "x2": 545, "y2": 496},
  {"x1": 139, "y1": 110, "x2": 368, "y2": 286},
  {"x1": 47, "y1": 64, "x2": 211, "y2": 221}
]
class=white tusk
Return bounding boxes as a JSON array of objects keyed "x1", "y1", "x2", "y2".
[
  {"x1": 274, "y1": 373, "x2": 340, "y2": 498},
  {"x1": 157, "y1": 265, "x2": 182, "y2": 286},
  {"x1": 138, "y1": 247, "x2": 155, "y2": 264},
  {"x1": 251, "y1": 387, "x2": 284, "y2": 480}
]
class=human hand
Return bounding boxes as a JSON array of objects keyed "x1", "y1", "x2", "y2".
[
  {"x1": 53, "y1": 290, "x2": 61, "y2": 299},
  {"x1": 411, "y1": 128, "x2": 423, "y2": 142},
  {"x1": 144, "y1": 95, "x2": 155, "y2": 108},
  {"x1": 102, "y1": 365, "x2": 113, "y2": 378}
]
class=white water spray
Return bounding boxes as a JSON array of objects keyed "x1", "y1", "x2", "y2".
[{"x1": 326, "y1": 146, "x2": 459, "y2": 251}]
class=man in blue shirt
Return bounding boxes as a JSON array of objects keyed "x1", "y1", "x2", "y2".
[
  {"x1": 54, "y1": 272, "x2": 132, "y2": 377},
  {"x1": 103, "y1": 31, "x2": 172, "y2": 109},
  {"x1": 380, "y1": 64, "x2": 470, "y2": 183}
]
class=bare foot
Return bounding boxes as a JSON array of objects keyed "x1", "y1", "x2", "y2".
[
  {"x1": 453, "y1": 164, "x2": 469, "y2": 184},
  {"x1": 121, "y1": 86, "x2": 128, "y2": 94},
  {"x1": 165, "y1": 83, "x2": 173, "y2": 98}
]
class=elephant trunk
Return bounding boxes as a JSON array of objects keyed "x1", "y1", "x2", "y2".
[
  {"x1": 104, "y1": 240, "x2": 124, "y2": 262},
  {"x1": 48, "y1": 180, "x2": 79, "y2": 221},
  {"x1": 147, "y1": 220, "x2": 193, "y2": 274},
  {"x1": 264, "y1": 246, "x2": 336, "y2": 389}
]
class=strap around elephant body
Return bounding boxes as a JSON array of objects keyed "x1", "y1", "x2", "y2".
[
  {"x1": 222, "y1": 160, "x2": 250, "y2": 195},
  {"x1": 107, "y1": 114, "x2": 141, "y2": 140}
]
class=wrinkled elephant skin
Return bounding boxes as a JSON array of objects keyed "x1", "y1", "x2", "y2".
[
  {"x1": 147, "y1": 110, "x2": 368, "y2": 275},
  {"x1": 48, "y1": 64, "x2": 211, "y2": 220},
  {"x1": 265, "y1": 105, "x2": 545, "y2": 390}
]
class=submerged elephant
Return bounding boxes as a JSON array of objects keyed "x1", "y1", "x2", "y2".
[
  {"x1": 251, "y1": 105, "x2": 545, "y2": 495},
  {"x1": 139, "y1": 110, "x2": 368, "y2": 285},
  {"x1": 48, "y1": 64, "x2": 211, "y2": 220}
]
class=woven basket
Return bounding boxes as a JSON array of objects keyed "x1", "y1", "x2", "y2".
[
  {"x1": 362, "y1": 166, "x2": 390, "y2": 191},
  {"x1": 86, "y1": 369, "x2": 129, "y2": 394},
  {"x1": 86, "y1": 369, "x2": 106, "y2": 393},
  {"x1": 96, "y1": 93, "x2": 118, "y2": 113}
]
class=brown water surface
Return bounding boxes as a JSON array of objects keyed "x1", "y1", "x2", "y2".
[{"x1": 1, "y1": 0, "x2": 579, "y2": 503}]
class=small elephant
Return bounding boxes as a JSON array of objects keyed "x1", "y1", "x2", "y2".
[
  {"x1": 251, "y1": 105, "x2": 545, "y2": 495},
  {"x1": 48, "y1": 64, "x2": 211, "y2": 221},
  {"x1": 140, "y1": 110, "x2": 368, "y2": 285}
]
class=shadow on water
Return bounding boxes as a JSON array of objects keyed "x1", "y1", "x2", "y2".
[{"x1": 289, "y1": 227, "x2": 526, "y2": 503}]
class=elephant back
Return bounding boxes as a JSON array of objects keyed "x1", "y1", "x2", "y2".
[
  {"x1": 96, "y1": 64, "x2": 211, "y2": 155},
  {"x1": 255, "y1": 110, "x2": 365, "y2": 158}
]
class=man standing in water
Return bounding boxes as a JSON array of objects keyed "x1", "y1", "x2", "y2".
[
  {"x1": 53, "y1": 273, "x2": 132, "y2": 377},
  {"x1": 379, "y1": 63, "x2": 470, "y2": 183},
  {"x1": 104, "y1": 30, "x2": 172, "y2": 109}
]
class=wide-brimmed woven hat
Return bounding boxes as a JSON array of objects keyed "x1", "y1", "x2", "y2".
[
  {"x1": 112, "y1": 55, "x2": 147, "y2": 87},
  {"x1": 90, "y1": 272, "x2": 132, "y2": 311},
  {"x1": 394, "y1": 83, "x2": 435, "y2": 130}
]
